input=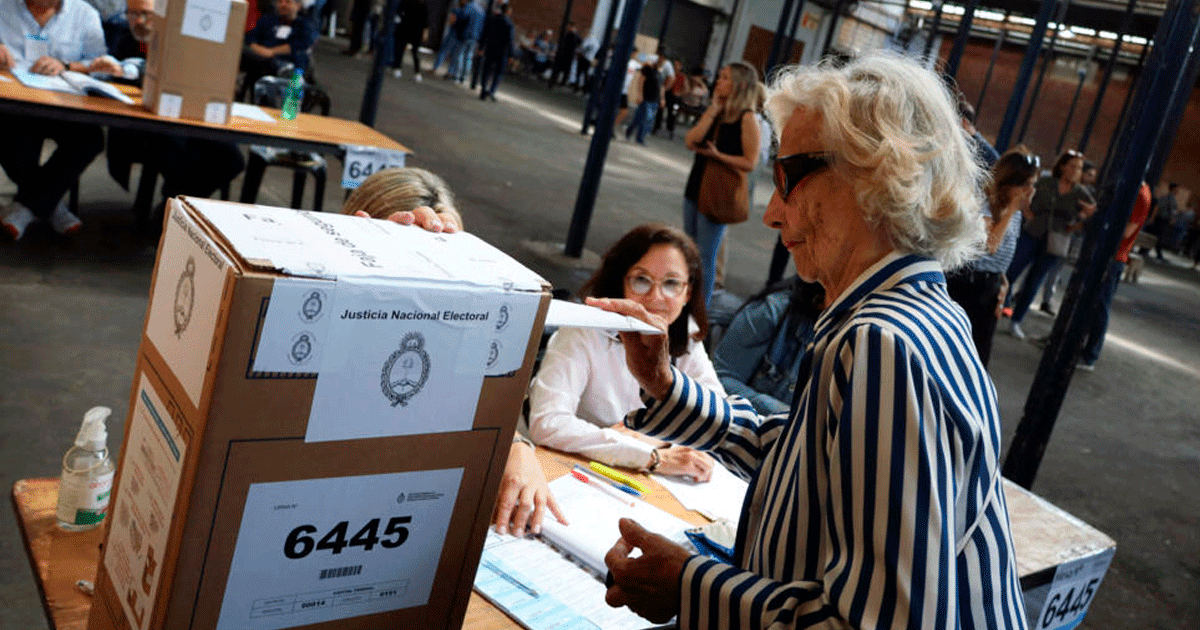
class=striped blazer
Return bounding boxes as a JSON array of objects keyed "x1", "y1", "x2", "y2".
[{"x1": 627, "y1": 253, "x2": 1028, "y2": 630}]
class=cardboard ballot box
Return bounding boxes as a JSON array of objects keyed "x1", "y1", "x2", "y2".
[
  {"x1": 88, "y1": 197, "x2": 550, "y2": 630},
  {"x1": 144, "y1": 0, "x2": 248, "y2": 123},
  {"x1": 1005, "y1": 480, "x2": 1117, "y2": 630}
]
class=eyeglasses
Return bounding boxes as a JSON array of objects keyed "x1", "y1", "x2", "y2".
[
  {"x1": 774, "y1": 152, "x2": 833, "y2": 202},
  {"x1": 1064, "y1": 149, "x2": 1084, "y2": 159},
  {"x1": 1018, "y1": 153, "x2": 1041, "y2": 170},
  {"x1": 125, "y1": 9, "x2": 153, "y2": 20},
  {"x1": 626, "y1": 273, "x2": 688, "y2": 299}
]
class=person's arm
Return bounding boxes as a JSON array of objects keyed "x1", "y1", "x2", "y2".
[
  {"x1": 0, "y1": 43, "x2": 13, "y2": 70},
  {"x1": 703, "y1": 112, "x2": 759, "y2": 173},
  {"x1": 986, "y1": 204, "x2": 1017, "y2": 253},
  {"x1": 713, "y1": 297, "x2": 790, "y2": 415},
  {"x1": 526, "y1": 329, "x2": 660, "y2": 470},
  {"x1": 684, "y1": 103, "x2": 719, "y2": 152},
  {"x1": 672, "y1": 326, "x2": 963, "y2": 629}
]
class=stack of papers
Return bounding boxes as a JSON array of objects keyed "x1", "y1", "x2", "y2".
[{"x1": 11, "y1": 69, "x2": 133, "y2": 104}]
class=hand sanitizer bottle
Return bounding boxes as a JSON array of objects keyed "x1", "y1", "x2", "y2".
[{"x1": 56, "y1": 406, "x2": 116, "y2": 531}]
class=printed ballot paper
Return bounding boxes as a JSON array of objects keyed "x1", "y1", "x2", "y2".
[{"x1": 89, "y1": 197, "x2": 552, "y2": 630}]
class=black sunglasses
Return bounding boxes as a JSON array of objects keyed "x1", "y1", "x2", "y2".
[{"x1": 774, "y1": 152, "x2": 833, "y2": 201}]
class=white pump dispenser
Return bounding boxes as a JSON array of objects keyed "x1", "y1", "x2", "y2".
[{"x1": 56, "y1": 406, "x2": 116, "y2": 531}]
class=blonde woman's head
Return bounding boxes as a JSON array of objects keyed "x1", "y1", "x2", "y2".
[
  {"x1": 717, "y1": 61, "x2": 762, "y2": 118},
  {"x1": 764, "y1": 51, "x2": 986, "y2": 270},
  {"x1": 342, "y1": 167, "x2": 463, "y2": 231}
]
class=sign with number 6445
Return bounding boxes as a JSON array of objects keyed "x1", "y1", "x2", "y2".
[
  {"x1": 1034, "y1": 548, "x2": 1114, "y2": 630},
  {"x1": 341, "y1": 146, "x2": 407, "y2": 189}
]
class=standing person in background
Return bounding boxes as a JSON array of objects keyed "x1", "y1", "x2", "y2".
[
  {"x1": 613, "y1": 48, "x2": 640, "y2": 137},
  {"x1": 449, "y1": 0, "x2": 483, "y2": 83},
  {"x1": 548, "y1": 21, "x2": 580, "y2": 89},
  {"x1": 659, "y1": 56, "x2": 688, "y2": 139},
  {"x1": 681, "y1": 61, "x2": 761, "y2": 307},
  {"x1": 239, "y1": 0, "x2": 317, "y2": 101},
  {"x1": 1004, "y1": 150, "x2": 1096, "y2": 340},
  {"x1": 477, "y1": 2, "x2": 513, "y2": 101},
  {"x1": 1038, "y1": 160, "x2": 1097, "y2": 316},
  {"x1": 958, "y1": 99, "x2": 1000, "y2": 167},
  {"x1": 391, "y1": 0, "x2": 428, "y2": 80},
  {"x1": 344, "y1": 0, "x2": 372, "y2": 55},
  {"x1": 0, "y1": 0, "x2": 115, "y2": 239},
  {"x1": 1077, "y1": 181, "x2": 1152, "y2": 371},
  {"x1": 624, "y1": 54, "x2": 665, "y2": 145},
  {"x1": 432, "y1": 0, "x2": 467, "y2": 76},
  {"x1": 650, "y1": 47, "x2": 674, "y2": 135},
  {"x1": 947, "y1": 149, "x2": 1040, "y2": 366}
]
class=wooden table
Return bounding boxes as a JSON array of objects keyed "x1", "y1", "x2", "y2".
[
  {"x1": 12, "y1": 456, "x2": 1113, "y2": 630},
  {"x1": 0, "y1": 71, "x2": 408, "y2": 158},
  {"x1": 11, "y1": 448, "x2": 707, "y2": 630}
]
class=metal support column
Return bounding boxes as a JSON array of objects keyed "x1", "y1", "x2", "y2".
[
  {"x1": 1003, "y1": 0, "x2": 1200, "y2": 490},
  {"x1": 1146, "y1": 45, "x2": 1200, "y2": 184},
  {"x1": 820, "y1": 0, "x2": 848, "y2": 58},
  {"x1": 714, "y1": 0, "x2": 744, "y2": 74},
  {"x1": 780, "y1": 0, "x2": 807, "y2": 69},
  {"x1": 1055, "y1": 47, "x2": 1095, "y2": 155},
  {"x1": 1078, "y1": 0, "x2": 1139, "y2": 152},
  {"x1": 581, "y1": 0, "x2": 624, "y2": 134},
  {"x1": 359, "y1": 0, "x2": 401, "y2": 126},
  {"x1": 923, "y1": 1, "x2": 945, "y2": 60},
  {"x1": 995, "y1": 0, "x2": 1058, "y2": 151},
  {"x1": 564, "y1": 0, "x2": 648, "y2": 257},
  {"x1": 766, "y1": 0, "x2": 799, "y2": 77},
  {"x1": 658, "y1": 0, "x2": 674, "y2": 43},
  {"x1": 973, "y1": 13, "x2": 1009, "y2": 117},
  {"x1": 1101, "y1": 41, "x2": 1152, "y2": 180},
  {"x1": 943, "y1": 0, "x2": 981, "y2": 80},
  {"x1": 1017, "y1": 0, "x2": 1072, "y2": 144}
]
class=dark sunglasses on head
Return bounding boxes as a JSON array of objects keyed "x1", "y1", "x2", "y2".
[{"x1": 774, "y1": 152, "x2": 833, "y2": 201}]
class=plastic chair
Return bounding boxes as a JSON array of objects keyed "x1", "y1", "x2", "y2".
[{"x1": 239, "y1": 76, "x2": 332, "y2": 212}]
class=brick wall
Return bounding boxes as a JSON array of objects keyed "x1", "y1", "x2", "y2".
[{"x1": 506, "y1": 0, "x2": 602, "y2": 43}]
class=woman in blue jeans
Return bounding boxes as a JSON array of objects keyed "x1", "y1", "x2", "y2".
[{"x1": 681, "y1": 62, "x2": 762, "y2": 306}]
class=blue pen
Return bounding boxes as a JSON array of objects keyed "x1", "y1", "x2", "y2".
[{"x1": 573, "y1": 464, "x2": 643, "y2": 498}]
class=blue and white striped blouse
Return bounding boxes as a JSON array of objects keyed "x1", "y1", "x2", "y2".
[{"x1": 626, "y1": 253, "x2": 1027, "y2": 630}]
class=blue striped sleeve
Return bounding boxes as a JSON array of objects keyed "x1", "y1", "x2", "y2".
[{"x1": 624, "y1": 366, "x2": 785, "y2": 481}]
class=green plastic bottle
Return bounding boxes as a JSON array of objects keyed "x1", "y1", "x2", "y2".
[{"x1": 281, "y1": 69, "x2": 304, "y2": 120}]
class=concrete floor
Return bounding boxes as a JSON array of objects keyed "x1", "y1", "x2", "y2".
[{"x1": 2, "y1": 39, "x2": 1197, "y2": 629}]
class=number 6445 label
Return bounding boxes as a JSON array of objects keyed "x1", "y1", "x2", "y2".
[
  {"x1": 341, "y1": 146, "x2": 407, "y2": 189},
  {"x1": 284, "y1": 516, "x2": 412, "y2": 559},
  {"x1": 1034, "y1": 548, "x2": 1114, "y2": 630}
]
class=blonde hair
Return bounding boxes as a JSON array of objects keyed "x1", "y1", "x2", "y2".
[
  {"x1": 342, "y1": 167, "x2": 464, "y2": 229},
  {"x1": 723, "y1": 61, "x2": 762, "y2": 120},
  {"x1": 764, "y1": 51, "x2": 986, "y2": 270}
]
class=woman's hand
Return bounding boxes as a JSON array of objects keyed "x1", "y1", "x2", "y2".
[
  {"x1": 492, "y1": 441, "x2": 567, "y2": 536},
  {"x1": 88, "y1": 56, "x2": 123, "y2": 75},
  {"x1": 353, "y1": 205, "x2": 461, "y2": 233},
  {"x1": 655, "y1": 446, "x2": 715, "y2": 482},
  {"x1": 584, "y1": 297, "x2": 673, "y2": 399},
  {"x1": 605, "y1": 518, "x2": 690, "y2": 623},
  {"x1": 996, "y1": 275, "x2": 1010, "y2": 319}
]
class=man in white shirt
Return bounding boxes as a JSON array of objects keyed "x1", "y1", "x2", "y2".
[
  {"x1": 613, "y1": 48, "x2": 640, "y2": 137},
  {"x1": 0, "y1": 0, "x2": 116, "y2": 239}
]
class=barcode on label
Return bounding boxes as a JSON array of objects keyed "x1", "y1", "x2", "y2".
[{"x1": 319, "y1": 565, "x2": 363, "y2": 580}]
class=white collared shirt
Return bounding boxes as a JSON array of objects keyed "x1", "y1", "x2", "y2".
[
  {"x1": 527, "y1": 323, "x2": 725, "y2": 469},
  {"x1": 0, "y1": 0, "x2": 107, "y2": 66}
]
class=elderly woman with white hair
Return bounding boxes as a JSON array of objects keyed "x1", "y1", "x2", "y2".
[{"x1": 590, "y1": 52, "x2": 1028, "y2": 630}]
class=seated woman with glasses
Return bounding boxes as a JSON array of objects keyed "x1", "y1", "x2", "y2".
[{"x1": 527, "y1": 224, "x2": 723, "y2": 481}]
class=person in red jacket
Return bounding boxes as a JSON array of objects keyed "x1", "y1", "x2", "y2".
[{"x1": 1077, "y1": 181, "x2": 1152, "y2": 371}]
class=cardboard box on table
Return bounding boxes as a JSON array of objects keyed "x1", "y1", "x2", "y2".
[
  {"x1": 88, "y1": 197, "x2": 550, "y2": 630},
  {"x1": 144, "y1": 0, "x2": 248, "y2": 124}
]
